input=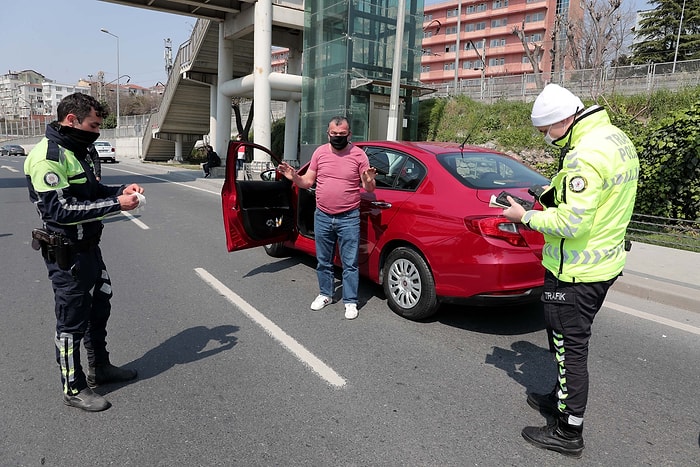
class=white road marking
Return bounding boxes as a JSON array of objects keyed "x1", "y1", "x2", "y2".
[
  {"x1": 605, "y1": 301, "x2": 700, "y2": 335},
  {"x1": 106, "y1": 166, "x2": 220, "y2": 195},
  {"x1": 121, "y1": 211, "x2": 150, "y2": 230},
  {"x1": 1, "y1": 165, "x2": 19, "y2": 173},
  {"x1": 194, "y1": 267, "x2": 347, "y2": 388}
]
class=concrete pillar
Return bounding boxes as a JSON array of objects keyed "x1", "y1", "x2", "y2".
[
  {"x1": 284, "y1": 47, "x2": 302, "y2": 162},
  {"x1": 209, "y1": 82, "x2": 217, "y2": 152},
  {"x1": 253, "y1": 0, "x2": 272, "y2": 161},
  {"x1": 216, "y1": 23, "x2": 234, "y2": 163},
  {"x1": 174, "y1": 133, "x2": 183, "y2": 162}
]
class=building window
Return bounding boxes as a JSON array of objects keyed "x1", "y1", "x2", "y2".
[
  {"x1": 491, "y1": 18, "x2": 508, "y2": 27},
  {"x1": 421, "y1": 65, "x2": 431, "y2": 73},
  {"x1": 490, "y1": 38, "x2": 507, "y2": 47},
  {"x1": 527, "y1": 33, "x2": 543, "y2": 42},
  {"x1": 463, "y1": 61, "x2": 474, "y2": 69},
  {"x1": 445, "y1": 26, "x2": 458, "y2": 35},
  {"x1": 446, "y1": 8, "x2": 459, "y2": 17},
  {"x1": 425, "y1": 31, "x2": 433, "y2": 38},
  {"x1": 423, "y1": 48, "x2": 432, "y2": 55},
  {"x1": 465, "y1": 23, "x2": 474, "y2": 32},
  {"x1": 445, "y1": 44, "x2": 456, "y2": 53},
  {"x1": 525, "y1": 12, "x2": 545, "y2": 23},
  {"x1": 492, "y1": 0, "x2": 508, "y2": 8},
  {"x1": 465, "y1": 5, "x2": 475, "y2": 13},
  {"x1": 424, "y1": 14, "x2": 433, "y2": 21},
  {"x1": 444, "y1": 62, "x2": 455, "y2": 71},
  {"x1": 475, "y1": 22, "x2": 486, "y2": 31},
  {"x1": 476, "y1": 3, "x2": 488, "y2": 12},
  {"x1": 488, "y1": 57, "x2": 505, "y2": 66}
]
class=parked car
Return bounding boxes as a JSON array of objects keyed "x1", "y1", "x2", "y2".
[
  {"x1": 93, "y1": 141, "x2": 116, "y2": 162},
  {"x1": 1, "y1": 144, "x2": 26, "y2": 156},
  {"x1": 221, "y1": 140, "x2": 549, "y2": 320}
]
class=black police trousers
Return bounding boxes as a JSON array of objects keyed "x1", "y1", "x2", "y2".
[
  {"x1": 45, "y1": 245, "x2": 113, "y2": 395},
  {"x1": 542, "y1": 270, "x2": 617, "y2": 421}
]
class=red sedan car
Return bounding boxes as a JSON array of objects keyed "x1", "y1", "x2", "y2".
[{"x1": 222, "y1": 140, "x2": 547, "y2": 320}]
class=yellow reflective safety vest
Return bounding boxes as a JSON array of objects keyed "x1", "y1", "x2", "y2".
[{"x1": 522, "y1": 106, "x2": 639, "y2": 283}]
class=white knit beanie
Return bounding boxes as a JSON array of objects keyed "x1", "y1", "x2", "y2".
[{"x1": 531, "y1": 84, "x2": 584, "y2": 127}]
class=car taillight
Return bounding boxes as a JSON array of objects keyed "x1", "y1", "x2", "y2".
[
  {"x1": 464, "y1": 216, "x2": 528, "y2": 247},
  {"x1": 111, "y1": 148, "x2": 115, "y2": 152}
]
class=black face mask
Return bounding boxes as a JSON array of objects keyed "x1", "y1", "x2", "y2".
[
  {"x1": 60, "y1": 125, "x2": 100, "y2": 147},
  {"x1": 329, "y1": 135, "x2": 349, "y2": 150}
]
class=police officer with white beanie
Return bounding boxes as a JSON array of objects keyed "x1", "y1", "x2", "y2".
[{"x1": 503, "y1": 84, "x2": 639, "y2": 457}]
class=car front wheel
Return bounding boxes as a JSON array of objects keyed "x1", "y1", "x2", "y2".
[{"x1": 383, "y1": 247, "x2": 438, "y2": 320}]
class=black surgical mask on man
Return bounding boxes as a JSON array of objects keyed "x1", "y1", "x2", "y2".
[
  {"x1": 329, "y1": 135, "x2": 349, "y2": 150},
  {"x1": 60, "y1": 125, "x2": 101, "y2": 147}
]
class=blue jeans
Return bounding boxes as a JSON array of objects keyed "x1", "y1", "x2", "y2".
[{"x1": 314, "y1": 208, "x2": 360, "y2": 304}]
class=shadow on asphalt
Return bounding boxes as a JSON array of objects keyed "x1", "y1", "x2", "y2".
[
  {"x1": 434, "y1": 301, "x2": 546, "y2": 335},
  {"x1": 96, "y1": 324, "x2": 239, "y2": 395}
]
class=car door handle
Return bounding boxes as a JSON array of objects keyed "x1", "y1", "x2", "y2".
[{"x1": 371, "y1": 201, "x2": 392, "y2": 209}]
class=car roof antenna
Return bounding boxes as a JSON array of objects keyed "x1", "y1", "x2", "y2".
[{"x1": 459, "y1": 114, "x2": 484, "y2": 155}]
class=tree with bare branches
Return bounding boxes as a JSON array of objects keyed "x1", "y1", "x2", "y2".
[{"x1": 513, "y1": 21, "x2": 545, "y2": 90}]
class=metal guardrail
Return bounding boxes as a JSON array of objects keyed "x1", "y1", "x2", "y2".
[
  {"x1": 142, "y1": 18, "x2": 212, "y2": 156},
  {"x1": 627, "y1": 213, "x2": 700, "y2": 252}
]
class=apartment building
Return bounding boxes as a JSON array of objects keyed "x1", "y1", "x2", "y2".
[{"x1": 420, "y1": 0, "x2": 583, "y2": 89}]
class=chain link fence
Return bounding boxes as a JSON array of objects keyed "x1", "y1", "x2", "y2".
[{"x1": 430, "y1": 58, "x2": 700, "y2": 102}]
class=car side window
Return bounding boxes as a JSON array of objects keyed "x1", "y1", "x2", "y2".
[
  {"x1": 364, "y1": 148, "x2": 395, "y2": 188},
  {"x1": 363, "y1": 147, "x2": 425, "y2": 191}
]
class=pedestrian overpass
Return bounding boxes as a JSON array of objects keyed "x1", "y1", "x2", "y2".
[
  {"x1": 103, "y1": 0, "x2": 304, "y2": 163},
  {"x1": 101, "y1": 0, "x2": 427, "y2": 164}
]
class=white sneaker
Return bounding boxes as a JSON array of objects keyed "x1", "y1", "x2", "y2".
[
  {"x1": 310, "y1": 295, "x2": 331, "y2": 311},
  {"x1": 344, "y1": 303, "x2": 358, "y2": 320}
]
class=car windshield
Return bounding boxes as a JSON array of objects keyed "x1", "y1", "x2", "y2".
[{"x1": 437, "y1": 151, "x2": 548, "y2": 189}]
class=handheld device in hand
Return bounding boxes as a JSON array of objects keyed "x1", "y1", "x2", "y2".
[{"x1": 489, "y1": 191, "x2": 534, "y2": 210}]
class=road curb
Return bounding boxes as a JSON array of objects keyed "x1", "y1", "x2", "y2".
[{"x1": 612, "y1": 274, "x2": 700, "y2": 313}]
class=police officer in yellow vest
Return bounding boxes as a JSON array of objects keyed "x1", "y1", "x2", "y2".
[
  {"x1": 503, "y1": 84, "x2": 639, "y2": 457},
  {"x1": 24, "y1": 93, "x2": 144, "y2": 412}
]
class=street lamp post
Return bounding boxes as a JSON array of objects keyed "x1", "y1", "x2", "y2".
[
  {"x1": 100, "y1": 28, "x2": 120, "y2": 129},
  {"x1": 672, "y1": 0, "x2": 686, "y2": 74}
]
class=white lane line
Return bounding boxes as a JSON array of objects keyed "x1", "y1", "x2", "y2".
[
  {"x1": 105, "y1": 166, "x2": 220, "y2": 195},
  {"x1": 194, "y1": 267, "x2": 347, "y2": 388},
  {"x1": 121, "y1": 211, "x2": 150, "y2": 230},
  {"x1": 605, "y1": 301, "x2": 700, "y2": 335},
  {"x1": 1, "y1": 165, "x2": 19, "y2": 173}
]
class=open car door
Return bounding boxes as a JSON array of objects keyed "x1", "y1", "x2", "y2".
[{"x1": 221, "y1": 141, "x2": 296, "y2": 252}]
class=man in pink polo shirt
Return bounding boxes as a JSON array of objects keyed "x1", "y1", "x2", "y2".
[{"x1": 278, "y1": 116, "x2": 376, "y2": 319}]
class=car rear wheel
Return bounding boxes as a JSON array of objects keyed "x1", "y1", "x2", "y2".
[
  {"x1": 383, "y1": 247, "x2": 438, "y2": 320},
  {"x1": 264, "y1": 242, "x2": 289, "y2": 258}
]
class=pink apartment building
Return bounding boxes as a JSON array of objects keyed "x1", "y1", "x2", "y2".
[{"x1": 420, "y1": 0, "x2": 583, "y2": 88}]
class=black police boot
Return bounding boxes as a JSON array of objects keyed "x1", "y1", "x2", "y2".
[
  {"x1": 526, "y1": 386, "x2": 558, "y2": 415},
  {"x1": 521, "y1": 416, "x2": 584, "y2": 458},
  {"x1": 63, "y1": 387, "x2": 111, "y2": 412},
  {"x1": 87, "y1": 363, "x2": 137, "y2": 388}
]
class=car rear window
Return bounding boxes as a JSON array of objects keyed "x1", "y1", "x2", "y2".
[
  {"x1": 94, "y1": 142, "x2": 111, "y2": 147},
  {"x1": 437, "y1": 151, "x2": 548, "y2": 189}
]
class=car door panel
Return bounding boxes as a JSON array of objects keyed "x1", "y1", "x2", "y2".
[{"x1": 221, "y1": 141, "x2": 294, "y2": 252}]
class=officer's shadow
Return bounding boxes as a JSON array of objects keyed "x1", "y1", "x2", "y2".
[
  {"x1": 485, "y1": 340, "x2": 554, "y2": 394},
  {"x1": 99, "y1": 325, "x2": 239, "y2": 393}
]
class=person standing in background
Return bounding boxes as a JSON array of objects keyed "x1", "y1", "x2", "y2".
[{"x1": 88, "y1": 143, "x2": 101, "y2": 181}]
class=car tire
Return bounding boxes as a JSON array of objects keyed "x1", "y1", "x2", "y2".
[
  {"x1": 264, "y1": 242, "x2": 289, "y2": 258},
  {"x1": 383, "y1": 247, "x2": 438, "y2": 320}
]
